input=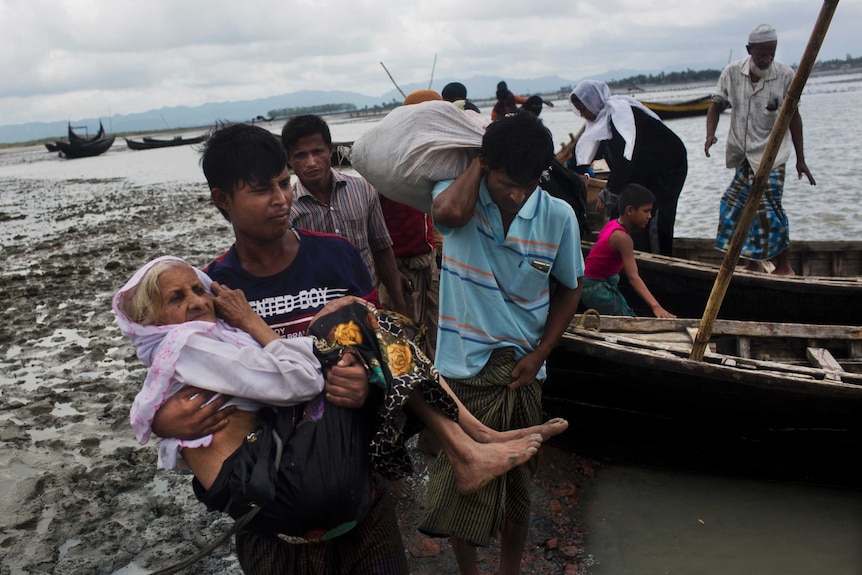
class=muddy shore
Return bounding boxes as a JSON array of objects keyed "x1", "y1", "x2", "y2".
[{"x1": 0, "y1": 173, "x2": 595, "y2": 575}]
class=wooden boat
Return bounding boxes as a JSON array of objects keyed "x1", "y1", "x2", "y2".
[
  {"x1": 543, "y1": 314, "x2": 862, "y2": 484},
  {"x1": 582, "y1": 241, "x2": 862, "y2": 325},
  {"x1": 548, "y1": 313, "x2": 862, "y2": 430},
  {"x1": 671, "y1": 236, "x2": 862, "y2": 278},
  {"x1": 68, "y1": 121, "x2": 105, "y2": 145},
  {"x1": 54, "y1": 135, "x2": 115, "y2": 159},
  {"x1": 124, "y1": 134, "x2": 208, "y2": 150},
  {"x1": 44, "y1": 142, "x2": 59, "y2": 152},
  {"x1": 639, "y1": 95, "x2": 714, "y2": 119}
]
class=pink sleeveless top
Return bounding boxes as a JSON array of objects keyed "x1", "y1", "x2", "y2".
[{"x1": 584, "y1": 219, "x2": 628, "y2": 279}]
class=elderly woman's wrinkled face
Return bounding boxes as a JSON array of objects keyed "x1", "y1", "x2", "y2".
[
  {"x1": 155, "y1": 265, "x2": 217, "y2": 326},
  {"x1": 571, "y1": 97, "x2": 596, "y2": 121}
]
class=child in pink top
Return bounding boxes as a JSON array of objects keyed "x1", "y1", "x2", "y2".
[{"x1": 582, "y1": 184, "x2": 676, "y2": 317}]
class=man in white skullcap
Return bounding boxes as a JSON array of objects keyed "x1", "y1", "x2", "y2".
[{"x1": 705, "y1": 23, "x2": 815, "y2": 275}]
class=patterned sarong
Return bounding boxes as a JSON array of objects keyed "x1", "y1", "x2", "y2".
[
  {"x1": 581, "y1": 275, "x2": 636, "y2": 316},
  {"x1": 419, "y1": 347, "x2": 541, "y2": 547},
  {"x1": 715, "y1": 161, "x2": 788, "y2": 261}
]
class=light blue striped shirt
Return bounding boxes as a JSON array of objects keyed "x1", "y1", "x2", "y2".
[{"x1": 433, "y1": 178, "x2": 583, "y2": 379}]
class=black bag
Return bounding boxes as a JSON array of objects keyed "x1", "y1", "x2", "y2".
[
  {"x1": 194, "y1": 397, "x2": 373, "y2": 541},
  {"x1": 541, "y1": 157, "x2": 591, "y2": 237}
]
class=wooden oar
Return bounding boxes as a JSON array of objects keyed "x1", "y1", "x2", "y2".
[
  {"x1": 690, "y1": 0, "x2": 839, "y2": 361},
  {"x1": 555, "y1": 124, "x2": 586, "y2": 163}
]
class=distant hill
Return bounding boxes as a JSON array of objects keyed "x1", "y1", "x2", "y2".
[{"x1": 0, "y1": 74, "x2": 587, "y2": 145}]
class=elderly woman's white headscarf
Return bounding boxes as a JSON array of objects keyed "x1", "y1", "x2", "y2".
[
  {"x1": 112, "y1": 255, "x2": 260, "y2": 468},
  {"x1": 570, "y1": 80, "x2": 660, "y2": 166}
]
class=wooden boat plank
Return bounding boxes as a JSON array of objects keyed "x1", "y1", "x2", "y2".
[
  {"x1": 806, "y1": 347, "x2": 846, "y2": 373},
  {"x1": 570, "y1": 314, "x2": 862, "y2": 339}
]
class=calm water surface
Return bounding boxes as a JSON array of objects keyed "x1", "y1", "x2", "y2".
[{"x1": 2, "y1": 73, "x2": 860, "y2": 575}]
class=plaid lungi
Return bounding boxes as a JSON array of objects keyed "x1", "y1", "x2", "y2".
[
  {"x1": 419, "y1": 347, "x2": 541, "y2": 547},
  {"x1": 715, "y1": 161, "x2": 789, "y2": 261},
  {"x1": 581, "y1": 275, "x2": 636, "y2": 317}
]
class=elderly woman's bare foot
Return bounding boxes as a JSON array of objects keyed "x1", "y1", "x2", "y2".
[
  {"x1": 465, "y1": 417, "x2": 569, "y2": 444},
  {"x1": 450, "y1": 434, "x2": 542, "y2": 495}
]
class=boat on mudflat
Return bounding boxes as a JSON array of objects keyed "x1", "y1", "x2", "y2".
[
  {"x1": 54, "y1": 134, "x2": 115, "y2": 159},
  {"x1": 582, "y1": 241, "x2": 862, "y2": 326},
  {"x1": 543, "y1": 313, "x2": 862, "y2": 485},
  {"x1": 68, "y1": 121, "x2": 106, "y2": 145},
  {"x1": 124, "y1": 134, "x2": 208, "y2": 150}
]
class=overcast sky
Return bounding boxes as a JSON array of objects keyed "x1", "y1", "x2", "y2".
[{"x1": 0, "y1": 0, "x2": 858, "y2": 127}]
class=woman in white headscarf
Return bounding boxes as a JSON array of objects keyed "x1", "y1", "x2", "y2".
[{"x1": 570, "y1": 80, "x2": 688, "y2": 256}]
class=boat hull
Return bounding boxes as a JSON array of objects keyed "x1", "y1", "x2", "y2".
[
  {"x1": 543, "y1": 315, "x2": 862, "y2": 484},
  {"x1": 619, "y1": 247, "x2": 861, "y2": 325},
  {"x1": 640, "y1": 95, "x2": 715, "y2": 119},
  {"x1": 124, "y1": 135, "x2": 208, "y2": 150},
  {"x1": 54, "y1": 135, "x2": 115, "y2": 159}
]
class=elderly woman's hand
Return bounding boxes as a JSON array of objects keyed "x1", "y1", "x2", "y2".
[{"x1": 211, "y1": 282, "x2": 258, "y2": 330}]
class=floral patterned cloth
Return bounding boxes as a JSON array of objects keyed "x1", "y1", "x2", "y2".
[{"x1": 308, "y1": 301, "x2": 459, "y2": 479}]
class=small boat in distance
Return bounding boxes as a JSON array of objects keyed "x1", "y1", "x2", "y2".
[
  {"x1": 68, "y1": 121, "x2": 106, "y2": 145},
  {"x1": 639, "y1": 95, "x2": 715, "y2": 119},
  {"x1": 124, "y1": 134, "x2": 208, "y2": 150},
  {"x1": 54, "y1": 134, "x2": 115, "y2": 159}
]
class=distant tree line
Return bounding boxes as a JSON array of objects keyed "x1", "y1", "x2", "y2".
[
  {"x1": 265, "y1": 102, "x2": 358, "y2": 120},
  {"x1": 602, "y1": 54, "x2": 861, "y2": 90},
  {"x1": 347, "y1": 98, "x2": 402, "y2": 117},
  {"x1": 265, "y1": 98, "x2": 406, "y2": 120}
]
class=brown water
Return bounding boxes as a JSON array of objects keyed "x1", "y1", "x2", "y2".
[{"x1": 578, "y1": 464, "x2": 862, "y2": 575}]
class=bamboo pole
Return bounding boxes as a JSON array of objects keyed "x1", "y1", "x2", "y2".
[
  {"x1": 690, "y1": 0, "x2": 839, "y2": 361},
  {"x1": 380, "y1": 62, "x2": 407, "y2": 99}
]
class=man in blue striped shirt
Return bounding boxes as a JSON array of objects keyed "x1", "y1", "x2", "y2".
[{"x1": 420, "y1": 111, "x2": 584, "y2": 573}]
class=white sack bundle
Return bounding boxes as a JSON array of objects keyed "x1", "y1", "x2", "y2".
[{"x1": 350, "y1": 100, "x2": 487, "y2": 214}]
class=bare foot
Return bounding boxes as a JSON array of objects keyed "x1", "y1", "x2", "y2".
[
  {"x1": 467, "y1": 417, "x2": 569, "y2": 444},
  {"x1": 772, "y1": 266, "x2": 796, "y2": 276},
  {"x1": 449, "y1": 434, "x2": 542, "y2": 495},
  {"x1": 744, "y1": 261, "x2": 765, "y2": 273}
]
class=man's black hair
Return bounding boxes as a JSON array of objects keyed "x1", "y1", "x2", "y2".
[
  {"x1": 281, "y1": 114, "x2": 333, "y2": 153},
  {"x1": 481, "y1": 111, "x2": 553, "y2": 185},
  {"x1": 619, "y1": 183, "x2": 656, "y2": 213},
  {"x1": 200, "y1": 122, "x2": 287, "y2": 220},
  {"x1": 522, "y1": 95, "x2": 544, "y2": 116},
  {"x1": 441, "y1": 82, "x2": 468, "y2": 102}
]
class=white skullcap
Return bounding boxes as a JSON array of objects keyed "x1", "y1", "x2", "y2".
[{"x1": 749, "y1": 24, "x2": 778, "y2": 44}]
